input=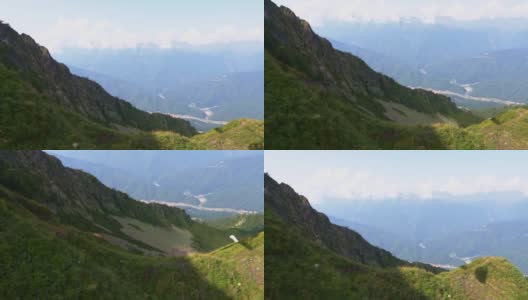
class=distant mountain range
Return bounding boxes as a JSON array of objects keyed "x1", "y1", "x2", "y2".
[
  {"x1": 0, "y1": 22, "x2": 263, "y2": 149},
  {"x1": 318, "y1": 18, "x2": 528, "y2": 67},
  {"x1": 265, "y1": 173, "x2": 528, "y2": 299},
  {"x1": 59, "y1": 46, "x2": 264, "y2": 129},
  {"x1": 320, "y1": 20, "x2": 528, "y2": 108},
  {"x1": 0, "y1": 150, "x2": 264, "y2": 298},
  {"x1": 264, "y1": 0, "x2": 528, "y2": 149},
  {"x1": 325, "y1": 195, "x2": 528, "y2": 274},
  {"x1": 49, "y1": 151, "x2": 264, "y2": 218}
]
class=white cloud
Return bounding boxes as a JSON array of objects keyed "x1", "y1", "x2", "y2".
[
  {"x1": 33, "y1": 18, "x2": 263, "y2": 53},
  {"x1": 282, "y1": 167, "x2": 528, "y2": 204},
  {"x1": 274, "y1": 0, "x2": 528, "y2": 25}
]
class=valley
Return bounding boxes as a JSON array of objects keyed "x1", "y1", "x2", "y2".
[
  {"x1": 48, "y1": 150, "x2": 264, "y2": 219},
  {"x1": 61, "y1": 48, "x2": 264, "y2": 128},
  {"x1": 324, "y1": 21, "x2": 528, "y2": 109},
  {"x1": 322, "y1": 192, "x2": 528, "y2": 276}
]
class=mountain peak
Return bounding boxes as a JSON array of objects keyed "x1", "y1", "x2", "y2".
[{"x1": 0, "y1": 21, "x2": 19, "y2": 43}]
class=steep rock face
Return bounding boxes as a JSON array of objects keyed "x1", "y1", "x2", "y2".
[
  {"x1": 265, "y1": 174, "x2": 405, "y2": 268},
  {"x1": 264, "y1": 0, "x2": 476, "y2": 121},
  {"x1": 0, "y1": 23, "x2": 196, "y2": 136}
]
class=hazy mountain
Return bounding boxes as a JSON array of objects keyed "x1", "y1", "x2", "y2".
[
  {"x1": 323, "y1": 193, "x2": 528, "y2": 274},
  {"x1": 318, "y1": 19, "x2": 528, "y2": 67},
  {"x1": 0, "y1": 150, "x2": 264, "y2": 298},
  {"x1": 58, "y1": 45, "x2": 264, "y2": 125},
  {"x1": 265, "y1": 173, "x2": 528, "y2": 299},
  {"x1": 48, "y1": 151, "x2": 264, "y2": 217},
  {"x1": 56, "y1": 45, "x2": 263, "y2": 88},
  {"x1": 322, "y1": 20, "x2": 528, "y2": 108}
]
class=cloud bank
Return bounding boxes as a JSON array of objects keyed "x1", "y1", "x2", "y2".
[
  {"x1": 32, "y1": 18, "x2": 263, "y2": 53},
  {"x1": 274, "y1": 0, "x2": 528, "y2": 25},
  {"x1": 275, "y1": 167, "x2": 528, "y2": 205}
]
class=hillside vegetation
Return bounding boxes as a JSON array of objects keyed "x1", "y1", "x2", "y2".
[
  {"x1": 0, "y1": 199, "x2": 264, "y2": 299},
  {"x1": 0, "y1": 151, "x2": 264, "y2": 298},
  {"x1": 207, "y1": 214, "x2": 264, "y2": 235},
  {"x1": 265, "y1": 174, "x2": 528, "y2": 299},
  {"x1": 434, "y1": 107, "x2": 528, "y2": 149}
]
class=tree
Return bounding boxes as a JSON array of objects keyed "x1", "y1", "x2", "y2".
[{"x1": 475, "y1": 266, "x2": 488, "y2": 284}]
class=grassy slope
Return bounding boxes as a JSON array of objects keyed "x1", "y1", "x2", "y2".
[
  {"x1": 266, "y1": 50, "x2": 528, "y2": 150},
  {"x1": 0, "y1": 63, "x2": 263, "y2": 150},
  {"x1": 206, "y1": 214, "x2": 264, "y2": 235},
  {"x1": 434, "y1": 107, "x2": 528, "y2": 149},
  {"x1": 0, "y1": 158, "x2": 236, "y2": 254},
  {"x1": 190, "y1": 119, "x2": 264, "y2": 150},
  {"x1": 0, "y1": 195, "x2": 264, "y2": 299},
  {"x1": 265, "y1": 207, "x2": 528, "y2": 300},
  {"x1": 265, "y1": 52, "x2": 463, "y2": 150}
]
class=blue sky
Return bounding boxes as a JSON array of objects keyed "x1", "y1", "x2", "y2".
[
  {"x1": 2, "y1": 0, "x2": 263, "y2": 52},
  {"x1": 266, "y1": 151, "x2": 528, "y2": 204},
  {"x1": 274, "y1": 0, "x2": 528, "y2": 25}
]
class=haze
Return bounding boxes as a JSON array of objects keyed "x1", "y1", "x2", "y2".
[{"x1": 2, "y1": 0, "x2": 263, "y2": 53}]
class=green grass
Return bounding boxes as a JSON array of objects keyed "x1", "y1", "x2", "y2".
[
  {"x1": 113, "y1": 217, "x2": 193, "y2": 254},
  {"x1": 189, "y1": 119, "x2": 264, "y2": 150},
  {"x1": 206, "y1": 214, "x2": 264, "y2": 235},
  {"x1": 0, "y1": 194, "x2": 264, "y2": 299},
  {"x1": 470, "y1": 106, "x2": 514, "y2": 119},
  {"x1": 432, "y1": 107, "x2": 528, "y2": 149}
]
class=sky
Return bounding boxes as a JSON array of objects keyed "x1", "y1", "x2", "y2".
[
  {"x1": 273, "y1": 0, "x2": 528, "y2": 26},
  {"x1": 2, "y1": 0, "x2": 263, "y2": 53},
  {"x1": 265, "y1": 151, "x2": 528, "y2": 204}
]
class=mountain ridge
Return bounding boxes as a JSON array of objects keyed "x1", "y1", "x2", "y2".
[
  {"x1": 265, "y1": 173, "x2": 410, "y2": 268},
  {"x1": 0, "y1": 22, "x2": 196, "y2": 135},
  {"x1": 264, "y1": 0, "x2": 476, "y2": 121}
]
